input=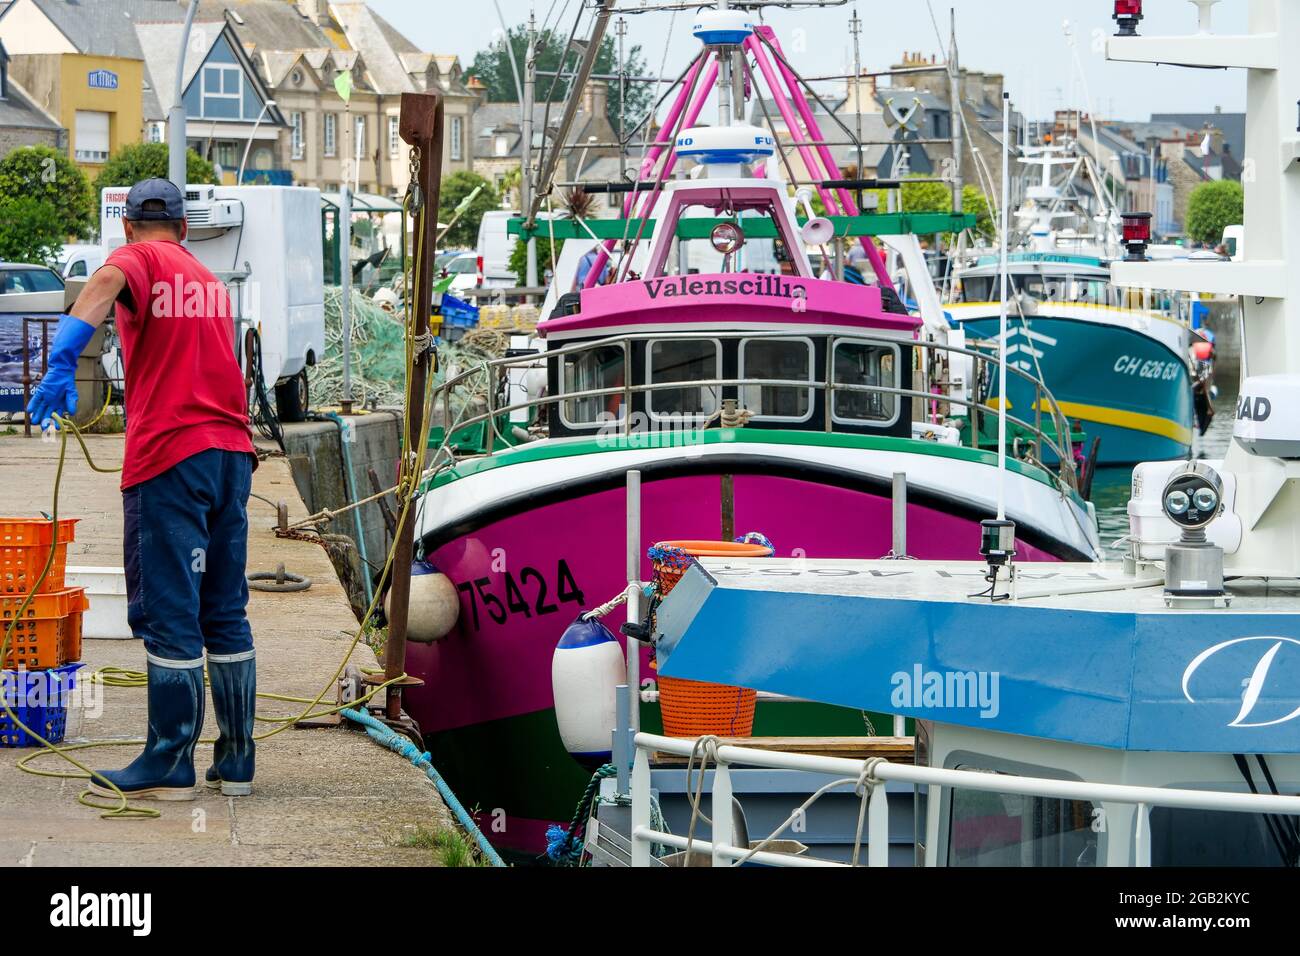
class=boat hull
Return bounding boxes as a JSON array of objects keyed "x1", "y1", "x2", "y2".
[
  {"x1": 956, "y1": 313, "x2": 1194, "y2": 465},
  {"x1": 408, "y1": 449, "x2": 1092, "y2": 857}
]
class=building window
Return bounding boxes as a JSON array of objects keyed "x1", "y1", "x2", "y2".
[
  {"x1": 291, "y1": 112, "x2": 304, "y2": 160},
  {"x1": 494, "y1": 134, "x2": 509, "y2": 157},
  {"x1": 324, "y1": 113, "x2": 337, "y2": 157},
  {"x1": 73, "y1": 110, "x2": 110, "y2": 163},
  {"x1": 214, "y1": 141, "x2": 238, "y2": 170},
  {"x1": 147, "y1": 121, "x2": 165, "y2": 144},
  {"x1": 389, "y1": 115, "x2": 399, "y2": 158},
  {"x1": 201, "y1": 64, "x2": 244, "y2": 118},
  {"x1": 354, "y1": 115, "x2": 366, "y2": 157},
  {"x1": 450, "y1": 116, "x2": 463, "y2": 161}
]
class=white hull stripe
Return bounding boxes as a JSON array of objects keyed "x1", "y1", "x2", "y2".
[{"x1": 419, "y1": 441, "x2": 1100, "y2": 557}]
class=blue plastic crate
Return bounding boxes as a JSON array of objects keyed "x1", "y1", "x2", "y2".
[
  {"x1": 0, "y1": 662, "x2": 82, "y2": 747},
  {"x1": 438, "y1": 293, "x2": 480, "y2": 327}
]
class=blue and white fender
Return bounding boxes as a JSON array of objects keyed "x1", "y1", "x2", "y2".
[{"x1": 552, "y1": 615, "x2": 625, "y2": 767}]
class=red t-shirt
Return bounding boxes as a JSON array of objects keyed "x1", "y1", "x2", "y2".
[{"x1": 104, "y1": 240, "x2": 255, "y2": 489}]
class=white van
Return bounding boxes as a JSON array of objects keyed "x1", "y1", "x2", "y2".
[
  {"x1": 1221, "y1": 224, "x2": 1245, "y2": 262},
  {"x1": 476, "y1": 209, "x2": 520, "y2": 290},
  {"x1": 58, "y1": 243, "x2": 105, "y2": 280}
]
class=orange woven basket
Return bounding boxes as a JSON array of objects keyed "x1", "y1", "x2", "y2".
[
  {"x1": 651, "y1": 539, "x2": 772, "y2": 738},
  {"x1": 0, "y1": 518, "x2": 77, "y2": 596}
]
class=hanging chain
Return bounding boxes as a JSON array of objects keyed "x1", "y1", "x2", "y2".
[{"x1": 405, "y1": 145, "x2": 423, "y2": 212}]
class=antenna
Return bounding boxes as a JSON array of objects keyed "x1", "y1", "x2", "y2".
[{"x1": 997, "y1": 91, "x2": 1011, "y2": 523}]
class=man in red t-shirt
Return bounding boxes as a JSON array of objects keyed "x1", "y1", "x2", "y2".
[{"x1": 27, "y1": 179, "x2": 257, "y2": 801}]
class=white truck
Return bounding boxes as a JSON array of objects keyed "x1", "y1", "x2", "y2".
[{"x1": 100, "y1": 184, "x2": 325, "y2": 422}]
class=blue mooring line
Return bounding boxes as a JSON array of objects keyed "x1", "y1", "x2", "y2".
[
  {"x1": 340, "y1": 706, "x2": 506, "y2": 867},
  {"x1": 319, "y1": 412, "x2": 374, "y2": 608}
]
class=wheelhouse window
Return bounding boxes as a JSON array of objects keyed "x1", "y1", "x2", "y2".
[
  {"x1": 647, "y1": 339, "x2": 720, "y2": 419},
  {"x1": 948, "y1": 780, "x2": 1098, "y2": 867},
  {"x1": 960, "y1": 276, "x2": 994, "y2": 302},
  {"x1": 832, "y1": 341, "x2": 899, "y2": 425},
  {"x1": 1150, "y1": 805, "x2": 1299, "y2": 867},
  {"x1": 562, "y1": 345, "x2": 625, "y2": 427},
  {"x1": 740, "y1": 337, "x2": 813, "y2": 421}
]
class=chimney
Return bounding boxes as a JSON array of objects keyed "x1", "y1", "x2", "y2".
[
  {"x1": 1207, "y1": 124, "x2": 1225, "y2": 157},
  {"x1": 846, "y1": 72, "x2": 879, "y2": 114},
  {"x1": 583, "y1": 79, "x2": 609, "y2": 120},
  {"x1": 982, "y1": 74, "x2": 1004, "y2": 107},
  {"x1": 296, "y1": 0, "x2": 329, "y2": 25}
]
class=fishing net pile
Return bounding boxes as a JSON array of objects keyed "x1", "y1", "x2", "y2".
[{"x1": 315, "y1": 287, "x2": 515, "y2": 414}]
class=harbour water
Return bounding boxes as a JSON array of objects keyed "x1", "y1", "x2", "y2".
[{"x1": 1090, "y1": 391, "x2": 1238, "y2": 545}]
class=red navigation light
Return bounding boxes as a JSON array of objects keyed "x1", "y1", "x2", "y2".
[
  {"x1": 1114, "y1": 0, "x2": 1143, "y2": 36},
  {"x1": 1122, "y1": 211, "x2": 1153, "y2": 261}
]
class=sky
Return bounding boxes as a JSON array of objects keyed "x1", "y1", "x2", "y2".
[{"x1": 372, "y1": 0, "x2": 1246, "y2": 121}]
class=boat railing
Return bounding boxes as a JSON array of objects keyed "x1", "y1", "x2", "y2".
[
  {"x1": 628, "y1": 732, "x2": 1300, "y2": 868},
  {"x1": 430, "y1": 329, "x2": 1080, "y2": 493}
]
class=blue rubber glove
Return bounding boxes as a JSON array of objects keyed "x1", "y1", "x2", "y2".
[{"x1": 26, "y1": 315, "x2": 96, "y2": 431}]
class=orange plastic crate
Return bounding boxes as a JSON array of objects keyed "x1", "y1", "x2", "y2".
[
  {"x1": 0, "y1": 519, "x2": 78, "y2": 596},
  {"x1": 61, "y1": 592, "x2": 89, "y2": 665},
  {"x1": 1, "y1": 587, "x2": 85, "y2": 670}
]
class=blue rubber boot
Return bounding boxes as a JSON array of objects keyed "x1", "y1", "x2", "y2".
[
  {"x1": 90, "y1": 659, "x2": 204, "y2": 801},
  {"x1": 203, "y1": 652, "x2": 256, "y2": 796}
]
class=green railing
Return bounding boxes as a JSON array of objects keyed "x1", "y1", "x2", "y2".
[{"x1": 509, "y1": 212, "x2": 978, "y2": 242}]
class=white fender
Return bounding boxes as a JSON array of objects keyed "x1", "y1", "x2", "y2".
[
  {"x1": 387, "y1": 561, "x2": 460, "y2": 643},
  {"x1": 552, "y1": 616, "x2": 625, "y2": 764}
]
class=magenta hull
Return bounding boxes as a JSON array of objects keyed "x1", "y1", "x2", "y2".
[{"x1": 408, "y1": 473, "x2": 1059, "y2": 735}]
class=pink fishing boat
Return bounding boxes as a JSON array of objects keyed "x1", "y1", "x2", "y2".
[{"x1": 403, "y1": 11, "x2": 1099, "y2": 859}]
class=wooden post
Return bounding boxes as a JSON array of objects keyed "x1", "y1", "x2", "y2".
[{"x1": 381, "y1": 91, "x2": 443, "y2": 721}]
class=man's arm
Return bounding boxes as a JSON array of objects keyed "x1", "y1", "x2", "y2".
[
  {"x1": 69, "y1": 263, "x2": 128, "y2": 329},
  {"x1": 25, "y1": 264, "x2": 129, "y2": 429}
]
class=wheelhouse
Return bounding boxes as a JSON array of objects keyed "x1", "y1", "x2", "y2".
[{"x1": 540, "y1": 178, "x2": 922, "y2": 441}]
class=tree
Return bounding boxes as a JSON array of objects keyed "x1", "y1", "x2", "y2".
[
  {"x1": 0, "y1": 146, "x2": 95, "y2": 240},
  {"x1": 960, "y1": 185, "x2": 995, "y2": 240},
  {"x1": 468, "y1": 26, "x2": 652, "y2": 132},
  {"x1": 0, "y1": 196, "x2": 66, "y2": 265},
  {"x1": 1186, "y1": 179, "x2": 1243, "y2": 246},
  {"x1": 867, "y1": 180, "x2": 994, "y2": 240},
  {"x1": 438, "y1": 170, "x2": 501, "y2": 249},
  {"x1": 510, "y1": 235, "x2": 563, "y2": 286},
  {"x1": 93, "y1": 143, "x2": 217, "y2": 195}
]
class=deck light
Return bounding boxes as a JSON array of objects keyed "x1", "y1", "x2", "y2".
[
  {"x1": 1163, "y1": 464, "x2": 1222, "y2": 531},
  {"x1": 1162, "y1": 462, "x2": 1227, "y2": 606},
  {"x1": 1113, "y1": 0, "x2": 1143, "y2": 36},
  {"x1": 1122, "y1": 211, "x2": 1153, "y2": 261},
  {"x1": 711, "y1": 222, "x2": 745, "y2": 255}
]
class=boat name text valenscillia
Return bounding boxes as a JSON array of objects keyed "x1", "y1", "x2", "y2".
[{"x1": 642, "y1": 276, "x2": 806, "y2": 300}]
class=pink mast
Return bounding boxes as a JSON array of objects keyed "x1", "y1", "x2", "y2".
[{"x1": 745, "y1": 27, "x2": 894, "y2": 288}]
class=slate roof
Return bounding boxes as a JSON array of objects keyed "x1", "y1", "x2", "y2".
[{"x1": 0, "y1": 75, "x2": 62, "y2": 132}]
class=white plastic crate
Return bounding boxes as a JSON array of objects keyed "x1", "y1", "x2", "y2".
[{"x1": 64, "y1": 566, "x2": 131, "y2": 639}]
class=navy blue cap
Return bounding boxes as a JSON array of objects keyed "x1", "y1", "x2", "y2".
[{"x1": 124, "y1": 178, "x2": 185, "y2": 221}]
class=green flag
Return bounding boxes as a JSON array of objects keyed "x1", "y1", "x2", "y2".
[
  {"x1": 334, "y1": 69, "x2": 353, "y2": 103},
  {"x1": 432, "y1": 275, "x2": 455, "y2": 295},
  {"x1": 454, "y1": 185, "x2": 484, "y2": 216}
]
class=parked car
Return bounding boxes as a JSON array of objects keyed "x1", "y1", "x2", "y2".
[
  {"x1": 441, "y1": 253, "x2": 479, "y2": 296},
  {"x1": 0, "y1": 262, "x2": 65, "y2": 293}
]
